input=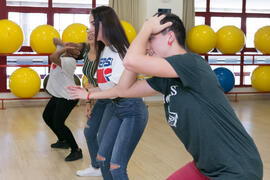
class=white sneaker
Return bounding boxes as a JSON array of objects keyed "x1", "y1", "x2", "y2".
[{"x1": 76, "y1": 166, "x2": 102, "y2": 177}]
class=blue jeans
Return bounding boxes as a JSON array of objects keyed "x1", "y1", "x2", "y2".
[
  {"x1": 97, "y1": 98, "x2": 148, "y2": 180},
  {"x1": 84, "y1": 99, "x2": 113, "y2": 168}
]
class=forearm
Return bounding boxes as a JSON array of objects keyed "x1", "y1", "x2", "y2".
[
  {"x1": 88, "y1": 87, "x2": 101, "y2": 93},
  {"x1": 89, "y1": 86, "x2": 119, "y2": 99},
  {"x1": 49, "y1": 48, "x2": 65, "y2": 66}
]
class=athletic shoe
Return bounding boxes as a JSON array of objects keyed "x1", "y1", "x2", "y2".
[
  {"x1": 65, "y1": 149, "x2": 83, "y2": 161},
  {"x1": 50, "y1": 140, "x2": 70, "y2": 149},
  {"x1": 76, "y1": 166, "x2": 102, "y2": 176}
]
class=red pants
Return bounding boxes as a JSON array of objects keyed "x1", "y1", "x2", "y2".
[{"x1": 167, "y1": 161, "x2": 211, "y2": 180}]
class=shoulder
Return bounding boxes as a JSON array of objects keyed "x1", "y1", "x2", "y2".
[{"x1": 166, "y1": 53, "x2": 203, "y2": 66}]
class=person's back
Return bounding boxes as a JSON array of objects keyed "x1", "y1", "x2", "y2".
[{"x1": 147, "y1": 52, "x2": 262, "y2": 179}]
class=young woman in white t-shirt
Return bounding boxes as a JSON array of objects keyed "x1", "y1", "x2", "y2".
[{"x1": 70, "y1": 6, "x2": 148, "y2": 180}]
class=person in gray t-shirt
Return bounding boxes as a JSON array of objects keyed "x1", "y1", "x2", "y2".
[{"x1": 67, "y1": 13, "x2": 263, "y2": 180}]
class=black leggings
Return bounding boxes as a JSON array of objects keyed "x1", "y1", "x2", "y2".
[{"x1": 42, "y1": 96, "x2": 79, "y2": 151}]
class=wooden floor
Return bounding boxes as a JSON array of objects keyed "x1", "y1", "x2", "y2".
[{"x1": 0, "y1": 97, "x2": 269, "y2": 180}]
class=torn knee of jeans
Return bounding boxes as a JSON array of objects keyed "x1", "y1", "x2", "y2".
[
  {"x1": 85, "y1": 124, "x2": 90, "y2": 128},
  {"x1": 97, "y1": 154, "x2": 106, "y2": 161},
  {"x1": 110, "y1": 163, "x2": 120, "y2": 171}
]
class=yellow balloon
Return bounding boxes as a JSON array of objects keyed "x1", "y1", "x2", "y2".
[
  {"x1": 0, "y1": 19, "x2": 24, "y2": 53},
  {"x1": 186, "y1": 25, "x2": 216, "y2": 54},
  {"x1": 62, "y1": 23, "x2": 87, "y2": 43},
  {"x1": 216, "y1": 26, "x2": 245, "y2": 54},
  {"x1": 30, "y1": 25, "x2": 60, "y2": 54},
  {"x1": 254, "y1": 26, "x2": 270, "y2": 54},
  {"x1": 251, "y1": 66, "x2": 270, "y2": 92},
  {"x1": 121, "y1": 21, "x2": 136, "y2": 43},
  {"x1": 82, "y1": 75, "x2": 88, "y2": 87},
  {"x1": 9, "y1": 68, "x2": 41, "y2": 98}
]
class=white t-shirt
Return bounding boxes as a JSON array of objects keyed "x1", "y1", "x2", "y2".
[
  {"x1": 46, "y1": 57, "x2": 77, "y2": 99},
  {"x1": 96, "y1": 46, "x2": 124, "y2": 90}
]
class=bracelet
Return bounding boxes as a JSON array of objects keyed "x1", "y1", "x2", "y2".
[{"x1": 87, "y1": 93, "x2": 91, "y2": 101}]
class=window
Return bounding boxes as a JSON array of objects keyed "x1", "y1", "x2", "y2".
[
  {"x1": 54, "y1": 13, "x2": 90, "y2": 36},
  {"x1": 195, "y1": 16, "x2": 205, "y2": 26},
  {"x1": 8, "y1": 12, "x2": 47, "y2": 46},
  {"x1": 246, "y1": 18, "x2": 270, "y2": 48},
  {"x1": 195, "y1": 0, "x2": 206, "y2": 12},
  {"x1": 7, "y1": 0, "x2": 48, "y2": 7},
  {"x1": 246, "y1": 0, "x2": 270, "y2": 13},
  {"x1": 53, "y1": 0, "x2": 92, "y2": 8},
  {"x1": 211, "y1": 17, "x2": 241, "y2": 32},
  {"x1": 210, "y1": 0, "x2": 242, "y2": 13}
]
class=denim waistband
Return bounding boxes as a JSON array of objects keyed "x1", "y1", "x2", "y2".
[
  {"x1": 112, "y1": 97, "x2": 123, "y2": 103},
  {"x1": 111, "y1": 97, "x2": 143, "y2": 103}
]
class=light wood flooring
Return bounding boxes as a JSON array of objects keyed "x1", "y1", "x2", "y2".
[{"x1": 0, "y1": 97, "x2": 269, "y2": 180}]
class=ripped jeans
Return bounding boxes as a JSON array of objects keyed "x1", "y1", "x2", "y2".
[
  {"x1": 97, "y1": 98, "x2": 148, "y2": 180},
  {"x1": 84, "y1": 99, "x2": 113, "y2": 168}
]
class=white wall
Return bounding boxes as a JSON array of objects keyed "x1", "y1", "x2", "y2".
[{"x1": 137, "y1": 0, "x2": 183, "y2": 30}]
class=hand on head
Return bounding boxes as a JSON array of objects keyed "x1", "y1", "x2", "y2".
[{"x1": 145, "y1": 14, "x2": 172, "y2": 35}]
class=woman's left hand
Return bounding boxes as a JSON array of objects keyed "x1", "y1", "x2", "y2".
[{"x1": 67, "y1": 86, "x2": 89, "y2": 100}]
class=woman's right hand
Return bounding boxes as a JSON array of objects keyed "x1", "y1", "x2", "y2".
[{"x1": 67, "y1": 86, "x2": 89, "y2": 100}]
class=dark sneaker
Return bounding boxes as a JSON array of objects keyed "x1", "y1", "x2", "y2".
[
  {"x1": 51, "y1": 140, "x2": 70, "y2": 149},
  {"x1": 65, "y1": 149, "x2": 83, "y2": 161}
]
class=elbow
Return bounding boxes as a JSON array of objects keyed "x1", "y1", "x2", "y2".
[{"x1": 123, "y1": 55, "x2": 137, "y2": 71}]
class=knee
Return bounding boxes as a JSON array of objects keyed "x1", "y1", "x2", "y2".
[
  {"x1": 97, "y1": 154, "x2": 106, "y2": 161},
  {"x1": 42, "y1": 112, "x2": 50, "y2": 124},
  {"x1": 110, "y1": 163, "x2": 120, "y2": 171},
  {"x1": 110, "y1": 162, "x2": 126, "y2": 178},
  {"x1": 52, "y1": 121, "x2": 64, "y2": 130}
]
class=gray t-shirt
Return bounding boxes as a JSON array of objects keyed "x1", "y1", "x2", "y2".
[{"x1": 146, "y1": 53, "x2": 263, "y2": 180}]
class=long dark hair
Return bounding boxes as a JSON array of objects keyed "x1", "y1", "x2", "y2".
[{"x1": 91, "y1": 6, "x2": 130, "y2": 61}]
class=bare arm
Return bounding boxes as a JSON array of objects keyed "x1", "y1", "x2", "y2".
[
  {"x1": 49, "y1": 48, "x2": 66, "y2": 67},
  {"x1": 67, "y1": 79, "x2": 159, "y2": 100}
]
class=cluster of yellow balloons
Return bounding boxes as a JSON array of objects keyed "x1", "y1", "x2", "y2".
[
  {"x1": 2, "y1": 19, "x2": 138, "y2": 98},
  {"x1": 187, "y1": 25, "x2": 245, "y2": 54},
  {"x1": 31, "y1": 23, "x2": 88, "y2": 54},
  {"x1": 0, "y1": 19, "x2": 137, "y2": 54},
  {"x1": 187, "y1": 24, "x2": 270, "y2": 55}
]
